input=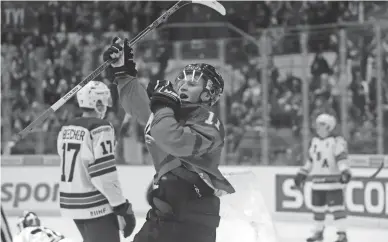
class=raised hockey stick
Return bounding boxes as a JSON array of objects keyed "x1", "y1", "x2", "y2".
[{"x1": 7, "y1": 0, "x2": 225, "y2": 148}]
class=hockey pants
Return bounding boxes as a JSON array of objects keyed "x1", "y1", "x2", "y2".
[
  {"x1": 132, "y1": 214, "x2": 217, "y2": 242},
  {"x1": 74, "y1": 213, "x2": 120, "y2": 242}
]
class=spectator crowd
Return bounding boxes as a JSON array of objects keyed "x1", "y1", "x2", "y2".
[{"x1": 1, "y1": 1, "x2": 388, "y2": 165}]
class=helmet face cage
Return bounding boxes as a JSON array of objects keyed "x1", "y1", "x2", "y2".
[
  {"x1": 175, "y1": 63, "x2": 224, "y2": 106},
  {"x1": 17, "y1": 211, "x2": 41, "y2": 232},
  {"x1": 316, "y1": 122, "x2": 330, "y2": 138},
  {"x1": 77, "y1": 81, "x2": 112, "y2": 118},
  {"x1": 315, "y1": 114, "x2": 336, "y2": 138}
]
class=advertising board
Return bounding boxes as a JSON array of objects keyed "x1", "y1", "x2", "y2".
[
  {"x1": 275, "y1": 175, "x2": 388, "y2": 219},
  {"x1": 1, "y1": 159, "x2": 387, "y2": 228},
  {"x1": 1, "y1": 167, "x2": 61, "y2": 215}
]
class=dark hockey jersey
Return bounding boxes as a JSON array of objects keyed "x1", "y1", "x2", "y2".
[
  {"x1": 117, "y1": 77, "x2": 235, "y2": 196},
  {"x1": 57, "y1": 117, "x2": 126, "y2": 219}
]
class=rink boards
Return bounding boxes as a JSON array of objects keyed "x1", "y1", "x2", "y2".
[{"x1": 1, "y1": 160, "x2": 387, "y2": 229}]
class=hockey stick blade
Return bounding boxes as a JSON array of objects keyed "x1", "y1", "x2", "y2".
[{"x1": 191, "y1": 0, "x2": 226, "y2": 15}]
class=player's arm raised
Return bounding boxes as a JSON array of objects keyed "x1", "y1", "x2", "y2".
[
  {"x1": 103, "y1": 37, "x2": 151, "y2": 125},
  {"x1": 152, "y1": 108, "x2": 223, "y2": 157},
  {"x1": 149, "y1": 81, "x2": 224, "y2": 157}
]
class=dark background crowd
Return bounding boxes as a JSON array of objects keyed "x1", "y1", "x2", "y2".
[{"x1": 1, "y1": 1, "x2": 388, "y2": 165}]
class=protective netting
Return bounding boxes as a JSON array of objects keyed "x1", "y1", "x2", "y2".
[{"x1": 218, "y1": 171, "x2": 279, "y2": 242}]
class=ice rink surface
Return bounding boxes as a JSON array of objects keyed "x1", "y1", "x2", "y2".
[{"x1": 7, "y1": 216, "x2": 388, "y2": 242}]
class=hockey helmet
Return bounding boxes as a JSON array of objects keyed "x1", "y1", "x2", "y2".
[
  {"x1": 315, "y1": 113, "x2": 336, "y2": 138},
  {"x1": 76, "y1": 81, "x2": 112, "y2": 119},
  {"x1": 174, "y1": 63, "x2": 224, "y2": 107},
  {"x1": 17, "y1": 211, "x2": 41, "y2": 232}
]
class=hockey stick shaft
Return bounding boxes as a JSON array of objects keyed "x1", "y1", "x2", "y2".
[
  {"x1": 17, "y1": 61, "x2": 110, "y2": 140},
  {"x1": 370, "y1": 161, "x2": 384, "y2": 178},
  {"x1": 15, "y1": 0, "x2": 226, "y2": 142}
]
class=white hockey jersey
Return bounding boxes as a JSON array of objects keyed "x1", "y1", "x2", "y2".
[
  {"x1": 299, "y1": 136, "x2": 350, "y2": 190},
  {"x1": 13, "y1": 226, "x2": 68, "y2": 242},
  {"x1": 57, "y1": 117, "x2": 126, "y2": 219}
]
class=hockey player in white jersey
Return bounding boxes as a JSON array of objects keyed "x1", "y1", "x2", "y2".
[
  {"x1": 294, "y1": 113, "x2": 351, "y2": 242},
  {"x1": 57, "y1": 80, "x2": 135, "y2": 242},
  {"x1": 13, "y1": 211, "x2": 71, "y2": 242}
]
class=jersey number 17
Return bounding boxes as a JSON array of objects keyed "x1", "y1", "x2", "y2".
[{"x1": 61, "y1": 142, "x2": 80, "y2": 182}]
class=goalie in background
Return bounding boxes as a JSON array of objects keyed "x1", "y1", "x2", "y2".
[
  {"x1": 56, "y1": 81, "x2": 136, "y2": 242},
  {"x1": 294, "y1": 113, "x2": 351, "y2": 242},
  {"x1": 103, "y1": 37, "x2": 235, "y2": 242},
  {"x1": 13, "y1": 211, "x2": 72, "y2": 242}
]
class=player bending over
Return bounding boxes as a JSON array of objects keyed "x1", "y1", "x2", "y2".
[
  {"x1": 103, "y1": 38, "x2": 235, "y2": 242},
  {"x1": 56, "y1": 81, "x2": 136, "y2": 242},
  {"x1": 13, "y1": 211, "x2": 71, "y2": 242},
  {"x1": 294, "y1": 113, "x2": 351, "y2": 242}
]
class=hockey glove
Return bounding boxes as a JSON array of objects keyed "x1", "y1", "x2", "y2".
[
  {"x1": 339, "y1": 170, "x2": 351, "y2": 184},
  {"x1": 294, "y1": 172, "x2": 307, "y2": 189},
  {"x1": 103, "y1": 37, "x2": 138, "y2": 82},
  {"x1": 113, "y1": 200, "x2": 136, "y2": 238},
  {"x1": 150, "y1": 80, "x2": 181, "y2": 114}
]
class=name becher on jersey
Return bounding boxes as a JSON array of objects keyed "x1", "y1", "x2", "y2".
[{"x1": 62, "y1": 128, "x2": 85, "y2": 141}]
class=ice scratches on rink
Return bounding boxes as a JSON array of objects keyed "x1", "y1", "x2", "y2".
[
  {"x1": 276, "y1": 222, "x2": 388, "y2": 242},
  {"x1": 7, "y1": 216, "x2": 388, "y2": 242},
  {"x1": 220, "y1": 171, "x2": 278, "y2": 242}
]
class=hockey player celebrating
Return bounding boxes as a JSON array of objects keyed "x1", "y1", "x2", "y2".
[
  {"x1": 56, "y1": 80, "x2": 136, "y2": 242},
  {"x1": 294, "y1": 113, "x2": 351, "y2": 242},
  {"x1": 103, "y1": 37, "x2": 235, "y2": 242},
  {"x1": 13, "y1": 211, "x2": 71, "y2": 242}
]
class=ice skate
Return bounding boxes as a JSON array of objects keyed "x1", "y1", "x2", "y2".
[
  {"x1": 334, "y1": 231, "x2": 348, "y2": 242},
  {"x1": 307, "y1": 230, "x2": 324, "y2": 242}
]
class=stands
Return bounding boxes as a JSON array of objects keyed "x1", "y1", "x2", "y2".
[{"x1": 1, "y1": 1, "x2": 388, "y2": 164}]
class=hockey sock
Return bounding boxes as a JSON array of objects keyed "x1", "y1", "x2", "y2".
[
  {"x1": 313, "y1": 212, "x2": 325, "y2": 232},
  {"x1": 313, "y1": 220, "x2": 325, "y2": 232},
  {"x1": 333, "y1": 210, "x2": 347, "y2": 233}
]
